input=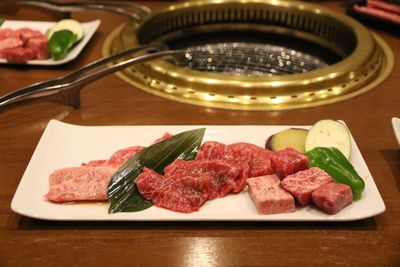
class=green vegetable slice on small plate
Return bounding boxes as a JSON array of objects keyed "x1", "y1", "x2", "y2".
[{"x1": 47, "y1": 19, "x2": 84, "y2": 60}]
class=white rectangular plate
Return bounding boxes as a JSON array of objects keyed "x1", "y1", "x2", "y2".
[
  {"x1": 0, "y1": 19, "x2": 100, "y2": 65},
  {"x1": 11, "y1": 120, "x2": 385, "y2": 221}
]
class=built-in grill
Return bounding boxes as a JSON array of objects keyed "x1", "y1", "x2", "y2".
[{"x1": 103, "y1": 0, "x2": 393, "y2": 110}]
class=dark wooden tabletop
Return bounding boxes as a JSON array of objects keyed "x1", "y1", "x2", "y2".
[{"x1": 1, "y1": 1, "x2": 399, "y2": 266}]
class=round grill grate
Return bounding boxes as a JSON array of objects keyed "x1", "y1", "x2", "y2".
[{"x1": 103, "y1": 0, "x2": 394, "y2": 110}]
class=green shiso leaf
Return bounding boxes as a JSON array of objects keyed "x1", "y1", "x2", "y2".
[{"x1": 107, "y1": 128, "x2": 206, "y2": 214}]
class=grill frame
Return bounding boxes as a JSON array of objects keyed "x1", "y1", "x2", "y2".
[{"x1": 102, "y1": 0, "x2": 394, "y2": 110}]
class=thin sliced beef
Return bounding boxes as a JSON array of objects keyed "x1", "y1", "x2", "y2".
[
  {"x1": 46, "y1": 166, "x2": 117, "y2": 203},
  {"x1": 271, "y1": 147, "x2": 308, "y2": 178},
  {"x1": 311, "y1": 183, "x2": 353, "y2": 214},
  {"x1": 280, "y1": 167, "x2": 333, "y2": 206},
  {"x1": 353, "y1": 4, "x2": 400, "y2": 23},
  {"x1": 367, "y1": 0, "x2": 400, "y2": 15},
  {"x1": 196, "y1": 141, "x2": 274, "y2": 191},
  {"x1": 106, "y1": 146, "x2": 145, "y2": 167},
  {"x1": 229, "y1": 142, "x2": 274, "y2": 177},
  {"x1": 246, "y1": 175, "x2": 295, "y2": 215},
  {"x1": 81, "y1": 146, "x2": 145, "y2": 168},
  {"x1": 81, "y1": 132, "x2": 170, "y2": 168},
  {"x1": 196, "y1": 141, "x2": 251, "y2": 191},
  {"x1": 164, "y1": 159, "x2": 242, "y2": 199},
  {"x1": 135, "y1": 167, "x2": 210, "y2": 213},
  {"x1": 135, "y1": 159, "x2": 243, "y2": 213}
]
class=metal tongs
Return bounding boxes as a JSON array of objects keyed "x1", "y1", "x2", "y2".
[
  {"x1": 1, "y1": 0, "x2": 150, "y2": 21},
  {"x1": 0, "y1": 45, "x2": 185, "y2": 109}
]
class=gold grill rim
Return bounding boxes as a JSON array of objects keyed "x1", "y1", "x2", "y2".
[{"x1": 102, "y1": 0, "x2": 394, "y2": 110}]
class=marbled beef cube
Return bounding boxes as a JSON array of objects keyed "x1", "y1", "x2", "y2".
[
  {"x1": 246, "y1": 175, "x2": 295, "y2": 215},
  {"x1": 0, "y1": 46, "x2": 36, "y2": 63},
  {"x1": 0, "y1": 37, "x2": 23, "y2": 52},
  {"x1": 280, "y1": 167, "x2": 333, "y2": 206},
  {"x1": 27, "y1": 36, "x2": 49, "y2": 60},
  {"x1": 16, "y1": 28, "x2": 43, "y2": 43},
  {"x1": 312, "y1": 183, "x2": 353, "y2": 214},
  {"x1": 271, "y1": 147, "x2": 308, "y2": 178}
]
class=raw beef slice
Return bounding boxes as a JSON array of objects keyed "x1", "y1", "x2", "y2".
[
  {"x1": 106, "y1": 146, "x2": 145, "y2": 167},
  {"x1": 312, "y1": 183, "x2": 353, "y2": 214},
  {"x1": 246, "y1": 175, "x2": 295, "y2": 215},
  {"x1": 196, "y1": 141, "x2": 275, "y2": 190},
  {"x1": 135, "y1": 159, "x2": 244, "y2": 213},
  {"x1": 46, "y1": 166, "x2": 116, "y2": 203},
  {"x1": 164, "y1": 159, "x2": 243, "y2": 199},
  {"x1": 135, "y1": 167, "x2": 210, "y2": 213},
  {"x1": 280, "y1": 167, "x2": 333, "y2": 206},
  {"x1": 196, "y1": 141, "x2": 251, "y2": 191},
  {"x1": 0, "y1": 27, "x2": 49, "y2": 62},
  {"x1": 82, "y1": 146, "x2": 145, "y2": 168},
  {"x1": 229, "y1": 142, "x2": 274, "y2": 177},
  {"x1": 271, "y1": 147, "x2": 308, "y2": 178}
]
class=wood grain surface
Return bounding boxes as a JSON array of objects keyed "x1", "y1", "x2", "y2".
[{"x1": 0, "y1": 1, "x2": 399, "y2": 266}]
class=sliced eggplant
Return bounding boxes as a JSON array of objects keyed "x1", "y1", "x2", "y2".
[{"x1": 305, "y1": 119, "x2": 351, "y2": 159}]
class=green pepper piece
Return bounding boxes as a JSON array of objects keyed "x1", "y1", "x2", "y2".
[
  {"x1": 305, "y1": 147, "x2": 365, "y2": 200},
  {"x1": 48, "y1": 29, "x2": 77, "y2": 60}
]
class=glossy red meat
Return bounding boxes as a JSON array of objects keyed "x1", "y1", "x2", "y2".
[
  {"x1": 106, "y1": 146, "x2": 145, "y2": 167},
  {"x1": 27, "y1": 36, "x2": 49, "y2": 60},
  {"x1": 0, "y1": 46, "x2": 36, "y2": 63},
  {"x1": 246, "y1": 175, "x2": 295, "y2": 215},
  {"x1": 196, "y1": 141, "x2": 274, "y2": 191},
  {"x1": 229, "y1": 142, "x2": 274, "y2": 177},
  {"x1": 368, "y1": 0, "x2": 400, "y2": 15},
  {"x1": 354, "y1": 4, "x2": 400, "y2": 23},
  {"x1": 311, "y1": 183, "x2": 353, "y2": 214},
  {"x1": 271, "y1": 147, "x2": 308, "y2": 178},
  {"x1": 46, "y1": 166, "x2": 117, "y2": 203},
  {"x1": 135, "y1": 159, "x2": 243, "y2": 213},
  {"x1": 135, "y1": 167, "x2": 210, "y2": 213},
  {"x1": 0, "y1": 27, "x2": 49, "y2": 63},
  {"x1": 280, "y1": 167, "x2": 333, "y2": 206}
]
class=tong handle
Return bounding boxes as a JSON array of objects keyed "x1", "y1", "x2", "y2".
[
  {"x1": 0, "y1": 44, "x2": 185, "y2": 109},
  {"x1": 2, "y1": 0, "x2": 150, "y2": 21}
]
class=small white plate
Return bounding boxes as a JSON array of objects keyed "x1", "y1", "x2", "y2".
[
  {"x1": 11, "y1": 120, "x2": 386, "y2": 221},
  {"x1": 0, "y1": 19, "x2": 100, "y2": 65},
  {"x1": 392, "y1": 117, "x2": 400, "y2": 145}
]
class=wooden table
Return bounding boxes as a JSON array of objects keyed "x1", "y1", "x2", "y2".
[{"x1": 1, "y1": 1, "x2": 399, "y2": 266}]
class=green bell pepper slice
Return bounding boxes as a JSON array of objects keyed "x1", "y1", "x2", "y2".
[
  {"x1": 48, "y1": 29, "x2": 78, "y2": 60},
  {"x1": 305, "y1": 147, "x2": 365, "y2": 200}
]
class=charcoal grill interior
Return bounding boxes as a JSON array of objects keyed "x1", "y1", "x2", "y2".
[{"x1": 103, "y1": 0, "x2": 393, "y2": 110}]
